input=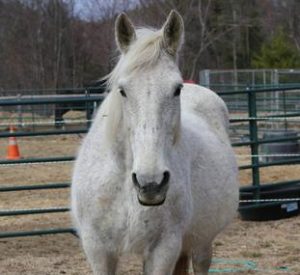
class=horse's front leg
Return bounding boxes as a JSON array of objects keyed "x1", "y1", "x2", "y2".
[
  {"x1": 81, "y1": 229, "x2": 118, "y2": 275},
  {"x1": 143, "y1": 232, "x2": 182, "y2": 275}
]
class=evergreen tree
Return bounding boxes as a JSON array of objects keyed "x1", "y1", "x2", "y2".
[{"x1": 252, "y1": 28, "x2": 300, "y2": 68}]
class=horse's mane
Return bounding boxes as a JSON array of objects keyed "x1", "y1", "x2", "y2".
[{"x1": 101, "y1": 28, "x2": 167, "y2": 145}]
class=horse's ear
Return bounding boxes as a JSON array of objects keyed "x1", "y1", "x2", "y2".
[
  {"x1": 115, "y1": 13, "x2": 136, "y2": 53},
  {"x1": 162, "y1": 10, "x2": 184, "y2": 56}
]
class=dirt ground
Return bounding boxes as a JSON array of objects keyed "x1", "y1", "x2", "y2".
[{"x1": 0, "y1": 133, "x2": 299, "y2": 274}]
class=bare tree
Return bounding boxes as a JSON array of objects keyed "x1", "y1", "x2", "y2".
[{"x1": 1, "y1": 0, "x2": 299, "y2": 90}]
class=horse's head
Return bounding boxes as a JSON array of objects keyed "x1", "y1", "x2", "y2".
[{"x1": 110, "y1": 11, "x2": 184, "y2": 206}]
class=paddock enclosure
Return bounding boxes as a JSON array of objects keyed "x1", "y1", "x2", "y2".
[{"x1": 0, "y1": 86, "x2": 299, "y2": 274}]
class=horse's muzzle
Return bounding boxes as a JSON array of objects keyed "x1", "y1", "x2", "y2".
[{"x1": 132, "y1": 171, "x2": 170, "y2": 206}]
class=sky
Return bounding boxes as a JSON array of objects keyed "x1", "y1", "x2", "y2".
[{"x1": 73, "y1": 0, "x2": 138, "y2": 20}]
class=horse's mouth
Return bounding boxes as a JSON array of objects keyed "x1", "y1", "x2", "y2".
[{"x1": 137, "y1": 193, "x2": 166, "y2": 206}]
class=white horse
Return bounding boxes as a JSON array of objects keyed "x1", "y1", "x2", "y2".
[{"x1": 71, "y1": 10, "x2": 239, "y2": 275}]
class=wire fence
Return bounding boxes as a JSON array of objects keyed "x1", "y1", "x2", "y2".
[{"x1": 0, "y1": 86, "x2": 299, "y2": 238}]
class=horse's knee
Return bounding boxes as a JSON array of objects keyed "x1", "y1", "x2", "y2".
[
  {"x1": 143, "y1": 234, "x2": 182, "y2": 275},
  {"x1": 192, "y1": 245, "x2": 212, "y2": 275},
  {"x1": 81, "y1": 233, "x2": 117, "y2": 274}
]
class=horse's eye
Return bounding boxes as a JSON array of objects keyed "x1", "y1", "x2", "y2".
[
  {"x1": 174, "y1": 86, "x2": 182, "y2": 97},
  {"x1": 119, "y1": 89, "x2": 127, "y2": 97}
]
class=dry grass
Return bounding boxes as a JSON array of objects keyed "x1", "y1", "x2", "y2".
[{"x1": 0, "y1": 134, "x2": 299, "y2": 274}]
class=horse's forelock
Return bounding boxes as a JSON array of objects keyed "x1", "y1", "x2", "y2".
[{"x1": 108, "y1": 28, "x2": 165, "y2": 84}]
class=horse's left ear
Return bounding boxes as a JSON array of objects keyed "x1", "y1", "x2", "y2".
[
  {"x1": 115, "y1": 13, "x2": 136, "y2": 53},
  {"x1": 162, "y1": 10, "x2": 184, "y2": 56}
]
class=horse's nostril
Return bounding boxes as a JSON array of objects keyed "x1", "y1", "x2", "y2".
[
  {"x1": 132, "y1": 171, "x2": 170, "y2": 190},
  {"x1": 132, "y1": 172, "x2": 140, "y2": 188},
  {"x1": 161, "y1": 170, "x2": 170, "y2": 186}
]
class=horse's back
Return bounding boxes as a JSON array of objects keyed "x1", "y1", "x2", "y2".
[{"x1": 181, "y1": 84, "x2": 230, "y2": 145}]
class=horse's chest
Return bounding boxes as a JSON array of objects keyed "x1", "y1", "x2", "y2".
[
  {"x1": 122, "y1": 210, "x2": 163, "y2": 253},
  {"x1": 96, "y1": 195, "x2": 162, "y2": 252}
]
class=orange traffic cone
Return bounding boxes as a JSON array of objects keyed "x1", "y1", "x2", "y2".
[{"x1": 6, "y1": 126, "x2": 21, "y2": 160}]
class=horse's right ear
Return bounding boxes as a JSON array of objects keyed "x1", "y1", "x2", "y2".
[{"x1": 115, "y1": 13, "x2": 136, "y2": 54}]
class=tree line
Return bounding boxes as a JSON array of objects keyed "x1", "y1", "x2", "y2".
[{"x1": 1, "y1": 0, "x2": 300, "y2": 90}]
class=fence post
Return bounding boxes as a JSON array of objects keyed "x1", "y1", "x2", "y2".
[
  {"x1": 85, "y1": 89, "x2": 92, "y2": 129},
  {"x1": 17, "y1": 94, "x2": 23, "y2": 128},
  {"x1": 247, "y1": 87, "x2": 260, "y2": 199},
  {"x1": 282, "y1": 89, "x2": 288, "y2": 131}
]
